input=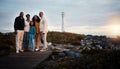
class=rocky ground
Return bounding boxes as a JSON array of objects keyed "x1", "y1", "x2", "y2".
[{"x1": 35, "y1": 44, "x2": 120, "y2": 69}]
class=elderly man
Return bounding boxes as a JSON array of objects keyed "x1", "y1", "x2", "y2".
[
  {"x1": 39, "y1": 12, "x2": 48, "y2": 52},
  {"x1": 14, "y1": 12, "x2": 25, "y2": 53}
]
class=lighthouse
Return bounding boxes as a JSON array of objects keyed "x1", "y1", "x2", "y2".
[{"x1": 61, "y1": 12, "x2": 65, "y2": 32}]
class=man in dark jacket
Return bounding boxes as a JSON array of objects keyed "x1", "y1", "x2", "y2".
[{"x1": 14, "y1": 12, "x2": 25, "y2": 53}]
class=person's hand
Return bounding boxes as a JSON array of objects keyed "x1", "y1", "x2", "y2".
[{"x1": 41, "y1": 31, "x2": 45, "y2": 35}]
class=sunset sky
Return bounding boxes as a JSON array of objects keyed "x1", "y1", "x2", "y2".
[{"x1": 0, "y1": 0, "x2": 120, "y2": 37}]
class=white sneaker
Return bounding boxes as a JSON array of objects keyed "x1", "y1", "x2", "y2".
[
  {"x1": 44, "y1": 48, "x2": 48, "y2": 50},
  {"x1": 40, "y1": 48, "x2": 48, "y2": 52},
  {"x1": 35, "y1": 48, "x2": 39, "y2": 51},
  {"x1": 40, "y1": 49, "x2": 46, "y2": 52},
  {"x1": 16, "y1": 51, "x2": 19, "y2": 53},
  {"x1": 19, "y1": 49, "x2": 24, "y2": 52}
]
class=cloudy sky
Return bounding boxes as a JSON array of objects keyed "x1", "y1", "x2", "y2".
[{"x1": 0, "y1": 0, "x2": 120, "y2": 37}]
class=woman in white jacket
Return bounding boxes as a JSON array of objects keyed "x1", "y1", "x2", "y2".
[{"x1": 39, "y1": 12, "x2": 48, "y2": 51}]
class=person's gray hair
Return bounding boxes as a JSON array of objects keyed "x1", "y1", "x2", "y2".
[
  {"x1": 19, "y1": 12, "x2": 24, "y2": 15},
  {"x1": 40, "y1": 12, "x2": 44, "y2": 14}
]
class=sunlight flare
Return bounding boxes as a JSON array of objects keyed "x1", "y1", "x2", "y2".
[{"x1": 106, "y1": 15, "x2": 120, "y2": 37}]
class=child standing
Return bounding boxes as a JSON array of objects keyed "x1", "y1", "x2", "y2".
[{"x1": 29, "y1": 21, "x2": 36, "y2": 51}]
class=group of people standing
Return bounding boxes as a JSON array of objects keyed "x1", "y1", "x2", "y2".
[{"x1": 14, "y1": 12, "x2": 48, "y2": 53}]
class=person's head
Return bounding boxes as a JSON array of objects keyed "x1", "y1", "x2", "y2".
[
  {"x1": 32, "y1": 15, "x2": 40, "y2": 23},
  {"x1": 39, "y1": 12, "x2": 44, "y2": 17},
  {"x1": 19, "y1": 12, "x2": 24, "y2": 17},
  {"x1": 26, "y1": 14, "x2": 30, "y2": 20},
  {"x1": 30, "y1": 21, "x2": 35, "y2": 26}
]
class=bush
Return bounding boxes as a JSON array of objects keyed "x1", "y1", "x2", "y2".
[{"x1": 0, "y1": 32, "x2": 15, "y2": 56}]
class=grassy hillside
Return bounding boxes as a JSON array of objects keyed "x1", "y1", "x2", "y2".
[{"x1": 47, "y1": 31, "x2": 85, "y2": 45}]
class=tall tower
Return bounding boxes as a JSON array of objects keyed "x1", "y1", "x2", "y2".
[{"x1": 61, "y1": 12, "x2": 65, "y2": 32}]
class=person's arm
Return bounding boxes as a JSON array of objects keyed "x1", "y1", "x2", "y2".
[
  {"x1": 23, "y1": 19, "x2": 25, "y2": 28},
  {"x1": 14, "y1": 17, "x2": 18, "y2": 34},
  {"x1": 43, "y1": 18, "x2": 48, "y2": 34}
]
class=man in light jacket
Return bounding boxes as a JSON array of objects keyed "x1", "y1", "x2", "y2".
[{"x1": 39, "y1": 12, "x2": 48, "y2": 51}]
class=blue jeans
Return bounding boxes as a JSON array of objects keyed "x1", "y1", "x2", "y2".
[
  {"x1": 29, "y1": 34, "x2": 35, "y2": 51},
  {"x1": 23, "y1": 32, "x2": 29, "y2": 49}
]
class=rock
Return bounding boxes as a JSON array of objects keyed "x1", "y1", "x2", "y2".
[
  {"x1": 58, "y1": 52, "x2": 66, "y2": 57},
  {"x1": 74, "y1": 52, "x2": 81, "y2": 58},
  {"x1": 47, "y1": 42, "x2": 52, "y2": 46},
  {"x1": 64, "y1": 51, "x2": 73, "y2": 58},
  {"x1": 47, "y1": 45, "x2": 54, "y2": 50},
  {"x1": 63, "y1": 49, "x2": 70, "y2": 51},
  {"x1": 96, "y1": 45, "x2": 103, "y2": 50}
]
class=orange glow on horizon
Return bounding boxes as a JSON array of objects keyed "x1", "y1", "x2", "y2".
[{"x1": 106, "y1": 14, "x2": 120, "y2": 37}]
